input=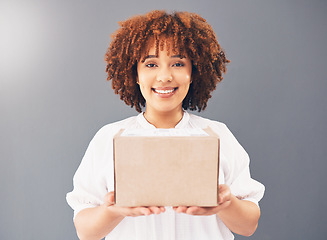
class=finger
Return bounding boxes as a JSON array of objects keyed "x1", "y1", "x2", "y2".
[
  {"x1": 186, "y1": 206, "x2": 201, "y2": 215},
  {"x1": 138, "y1": 207, "x2": 151, "y2": 216},
  {"x1": 218, "y1": 185, "x2": 231, "y2": 204},
  {"x1": 187, "y1": 206, "x2": 219, "y2": 216},
  {"x1": 174, "y1": 206, "x2": 188, "y2": 213},
  {"x1": 148, "y1": 206, "x2": 161, "y2": 214},
  {"x1": 104, "y1": 191, "x2": 115, "y2": 206},
  {"x1": 160, "y1": 206, "x2": 166, "y2": 213},
  {"x1": 124, "y1": 207, "x2": 150, "y2": 217},
  {"x1": 219, "y1": 191, "x2": 230, "y2": 204},
  {"x1": 108, "y1": 192, "x2": 115, "y2": 203}
]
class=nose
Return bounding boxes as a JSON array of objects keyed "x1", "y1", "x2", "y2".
[{"x1": 156, "y1": 66, "x2": 172, "y2": 82}]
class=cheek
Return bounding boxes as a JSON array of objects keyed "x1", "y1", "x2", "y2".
[
  {"x1": 178, "y1": 73, "x2": 192, "y2": 84},
  {"x1": 138, "y1": 79, "x2": 150, "y2": 89},
  {"x1": 137, "y1": 71, "x2": 151, "y2": 85},
  {"x1": 185, "y1": 74, "x2": 191, "y2": 82},
  {"x1": 138, "y1": 80, "x2": 151, "y2": 98},
  {"x1": 138, "y1": 82, "x2": 146, "y2": 93}
]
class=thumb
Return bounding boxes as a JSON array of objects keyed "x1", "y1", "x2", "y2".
[
  {"x1": 218, "y1": 184, "x2": 231, "y2": 204},
  {"x1": 104, "y1": 191, "x2": 115, "y2": 206}
]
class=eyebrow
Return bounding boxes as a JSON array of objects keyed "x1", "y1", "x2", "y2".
[{"x1": 142, "y1": 54, "x2": 186, "y2": 62}]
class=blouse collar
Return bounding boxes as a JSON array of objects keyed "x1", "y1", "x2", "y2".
[{"x1": 136, "y1": 111, "x2": 190, "y2": 129}]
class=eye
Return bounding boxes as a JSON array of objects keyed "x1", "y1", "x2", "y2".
[
  {"x1": 173, "y1": 62, "x2": 184, "y2": 67},
  {"x1": 145, "y1": 63, "x2": 157, "y2": 68}
]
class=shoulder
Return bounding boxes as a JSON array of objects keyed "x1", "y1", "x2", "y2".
[
  {"x1": 91, "y1": 115, "x2": 139, "y2": 145},
  {"x1": 188, "y1": 112, "x2": 244, "y2": 151},
  {"x1": 99, "y1": 115, "x2": 138, "y2": 132},
  {"x1": 188, "y1": 113, "x2": 229, "y2": 134}
]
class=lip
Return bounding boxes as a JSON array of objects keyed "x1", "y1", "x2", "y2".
[{"x1": 152, "y1": 87, "x2": 178, "y2": 98}]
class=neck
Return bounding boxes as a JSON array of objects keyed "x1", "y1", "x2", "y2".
[{"x1": 144, "y1": 108, "x2": 184, "y2": 128}]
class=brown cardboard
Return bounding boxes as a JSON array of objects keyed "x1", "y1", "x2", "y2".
[{"x1": 113, "y1": 127, "x2": 219, "y2": 207}]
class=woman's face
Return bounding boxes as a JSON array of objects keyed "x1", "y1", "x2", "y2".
[{"x1": 137, "y1": 42, "x2": 192, "y2": 115}]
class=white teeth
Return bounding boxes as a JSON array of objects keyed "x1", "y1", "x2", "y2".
[{"x1": 154, "y1": 89, "x2": 175, "y2": 94}]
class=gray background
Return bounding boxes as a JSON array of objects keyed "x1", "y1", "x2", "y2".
[{"x1": 1, "y1": 0, "x2": 326, "y2": 239}]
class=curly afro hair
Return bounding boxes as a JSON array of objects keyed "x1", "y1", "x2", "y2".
[{"x1": 105, "y1": 10, "x2": 230, "y2": 113}]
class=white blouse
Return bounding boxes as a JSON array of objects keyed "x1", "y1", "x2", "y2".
[{"x1": 66, "y1": 112, "x2": 265, "y2": 240}]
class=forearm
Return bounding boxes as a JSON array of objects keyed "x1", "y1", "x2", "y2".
[
  {"x1": 74, "y1": 204, "x2": 124, "y2": 240},
  {"x1": 217, "y1": 195, "x2": 261, "y2": 236}
]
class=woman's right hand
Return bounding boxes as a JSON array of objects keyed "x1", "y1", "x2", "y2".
[
  {"x1": 103, "y1": 191, "x2": 166, "y2": 217},
  {"x1": 75, "y1": 192, "x2": 164, "y2": 239}
]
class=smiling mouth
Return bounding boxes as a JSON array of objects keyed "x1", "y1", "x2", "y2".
[{"x1": 152, "y1": 88, "x2": 177, "y2": 94}]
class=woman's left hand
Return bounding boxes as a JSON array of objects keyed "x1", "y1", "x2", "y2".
[{"x1": 173, "y1": 184, "x2": 232, "y2": 215}]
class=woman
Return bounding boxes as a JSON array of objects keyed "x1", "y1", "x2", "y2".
[{"x1": 66, "y1": 10, "x2": 265, "y2": 240}]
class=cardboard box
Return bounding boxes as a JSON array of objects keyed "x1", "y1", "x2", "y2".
[{"x1": 113, "y1": 127, "x2": 219, "y2": 207}]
